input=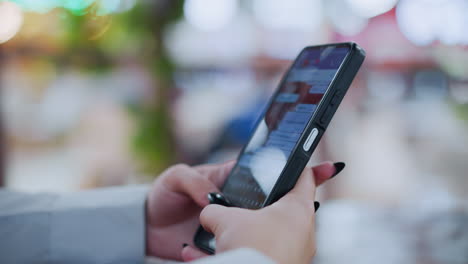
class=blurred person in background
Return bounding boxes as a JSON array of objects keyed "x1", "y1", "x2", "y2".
[{"x1": 0, "y1": 160, "x2": 341, "y2": 264}]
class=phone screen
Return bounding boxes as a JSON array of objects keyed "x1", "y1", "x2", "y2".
[{"x1": 222, "y1": 45, "x2": 351, "y2": 209}]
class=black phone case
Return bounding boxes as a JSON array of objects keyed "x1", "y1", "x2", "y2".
[{"x1": 194, "y1": 42, "x2": 366, "y2": 254}]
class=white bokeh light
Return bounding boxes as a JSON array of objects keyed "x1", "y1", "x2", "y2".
[
  {"x1": 0, "y1": 1, "x2": 23, "y2": 44},
  {"x1": 396, "y1": 0, "x2": 468, "y2": 46},
  {"x1": 396, "y1": 0, "x2": 435, "y2": 46},
  {"x1": 346, "y1": 0, "x2": 398, "y2": 18},
  {"x1": 184, "y1": 0, "x2": 239, "y2": 31},
  {"x1": 324, "y1": 0, "x2": 368, "y2": 36},
  {"x1": 164, "y1": 15, "x2": 255, "y2": 66},
  {"x1": 436, "y1": 0, "x2": 466, "y2": 45},
  {"x1": 253, "y1": 0, "x2": 323, "y2": 31}
]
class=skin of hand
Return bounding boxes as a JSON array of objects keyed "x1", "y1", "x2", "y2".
[
  {"x1": 146, "y1": 161, "x2": 235, "y2": 260},
  {"x1": 181, "y1": 162, "x2": 336, "y2": 264}
]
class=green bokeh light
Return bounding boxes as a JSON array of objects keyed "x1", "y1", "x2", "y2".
[
  {"x1": 5, "y1": 0, "x2": 121, "y2": 15},
  {"x1": 62, "y1": 0, "x2": 94, "y2": 15},
  {"x1": 6, "y1": 0, "x2": 60, "y2": 13}
]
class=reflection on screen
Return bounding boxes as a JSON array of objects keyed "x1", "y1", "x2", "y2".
[{"x1": 222, "y1": 46, "x2": 350, "y2": 209}]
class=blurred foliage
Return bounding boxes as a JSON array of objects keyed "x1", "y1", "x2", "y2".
[
  {"x1": 58, "y1": 0, "x2": 184, "y2": 174},
  {"x1": 454, "y1": 103, "x2": 468, "y2": 125},
  {"x1": 127, "y1": 1, "x2": 184, "y2": 174}
]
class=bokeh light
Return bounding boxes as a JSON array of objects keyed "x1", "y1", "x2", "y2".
[
  {"x1": 7, "y1": 0, "x2": 136, "y2": 15},
  {"x1": 8, "y1": 0, "x2": 59, "y2": 13},
  {"x1": 396, "y1": 0, "x2": 468, "y2": 46},
  {"x1": 0, "y1": 1, "x2": 23, "y2": 44},
  {"x1": 97, "y1": 0, "x2": 137, "y2": 15},
  {"x1": 253, "y1": 0, "x2": 322, "y2": 31},
  {"x1": 184, "y1": 0, "x2": 239, "y2": 31},
  {"x1": 396, "y1": 0, "x2": 434, "y2": 46},
  {"x1": 346, "y1": 0, "x2": 398, "y2": 18},
  {"x1": 324, "y1": 0, "x2": 368, "y2": 36}
]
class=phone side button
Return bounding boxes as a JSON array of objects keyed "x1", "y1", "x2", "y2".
[
  {"x1": 303, "y1": 128, "x2": 319, "y2": 151},
  {"x1": 331, "y1": 92, "x2": 341, "y2": 105}
]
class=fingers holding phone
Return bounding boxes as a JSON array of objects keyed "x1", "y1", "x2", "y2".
[
  {"x1": 192, "y1": 165, "x2": 333, "y2": 264},
  {"x1": 183, "y1": 161, "x2": 342, "y2": 263}
]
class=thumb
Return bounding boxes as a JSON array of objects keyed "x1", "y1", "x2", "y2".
[{"x1": 199, "y1": 204, "x2": 234, "y2": 235}]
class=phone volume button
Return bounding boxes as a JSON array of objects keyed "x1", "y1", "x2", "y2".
[
  {"x1": 331, "y1": 92, "x2": 341, "y2": 105},
  {"x1": 320, "y1": 104, "x2": 334, "y2": 124}
]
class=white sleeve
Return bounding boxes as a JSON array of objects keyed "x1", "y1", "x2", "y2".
[
  {"x1": 0, "y1": 186, "x2": 149, "y2": 264},
  {"x1": 192, "y1": 248, "x2": 276, "y2": 264},
  {"x1": 145, "y1": 248, "x2": 276, "y2": 264}
]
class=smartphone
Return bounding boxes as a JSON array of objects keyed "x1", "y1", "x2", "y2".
[{"x1": 194, "y1": 42, "x2": 366, "y2": 254}]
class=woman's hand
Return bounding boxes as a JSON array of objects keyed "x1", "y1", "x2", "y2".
[
  {"x1": 146, "y1": 161, "x2": 234, "y2": 260},
  {"x1": 181, "y1": 162, "x2": 337, "y2": 263}
]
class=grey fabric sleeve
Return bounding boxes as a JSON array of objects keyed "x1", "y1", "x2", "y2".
[{"x1": 0, "y1": 186, "x2": 149, "y2": 264}]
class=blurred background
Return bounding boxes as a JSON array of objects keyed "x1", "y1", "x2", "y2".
[{"x1": 1, "y1": 0, "x2": 467, "y2": 263}]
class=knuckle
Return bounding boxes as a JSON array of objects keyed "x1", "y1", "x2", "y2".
[
  {"x1": 162, "y1": 163, "x2": 190, "y2": 178},
  {"x1": 170, "y1": 163, "x2": 191, "y2": 173},
  {"x1": 159, "y1": 164, "x2": 192, "y2": 185}
]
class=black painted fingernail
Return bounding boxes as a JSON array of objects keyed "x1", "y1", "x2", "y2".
[
  {"x1": 332, "y1": 162, "x2": 345, "y2": 178},
  {"x1": 208, "y1": 192, "x2": 232, "y2": 207},
  {"x1": 314, "y1": 201, "x2": 320, "y2": 212},
  {"x1": 207, "y1": 192, "x2": 216, "y2": 203},
  {"x1": 182, "y1": 243, "x2": 188, "y2": 248}
]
